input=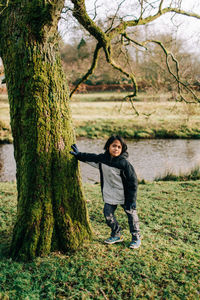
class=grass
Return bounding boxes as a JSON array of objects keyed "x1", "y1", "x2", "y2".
[
  {"x1": 72, "y1": 91, "x2": 130, "y2": 102},
  {"x1": 0, "y1": 95, "x2": 12, "y2": 143},
  {"x1": 0, "y1": 120, "x2": 12, "y2": 143},
  {"x1": 0, "y1": 181, "x2": 200, "y2": 299},
  {"x1": 71, "y1": 100, "x2": 200, "y2": 139},
  {"x1": 72, "y1": 92, "x2": 175, "y2": 102},
  {"x1": 1, "y1": 93, "x2": 200, "y2": 142},
  {"x1": 155, "y1": 166, "x2": 200, "y2": 182}
]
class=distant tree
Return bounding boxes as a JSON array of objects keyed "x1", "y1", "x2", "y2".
[
  {"x1": 61, "y1": 38, "x2": 128, "y2": 87},
  {"x1": 60, "y1": 29, "x2": 200, "y2": 92},
  {"x1": 135, "y1": 33, "x2": 200, "y2": 91}
]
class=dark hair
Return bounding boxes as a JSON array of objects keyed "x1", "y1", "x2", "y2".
[{"x1": 104, "y1": 135, "x2": 128, "y2": 155}]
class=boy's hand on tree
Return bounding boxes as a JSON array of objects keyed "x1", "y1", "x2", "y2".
[{"x1": 70, "y1": 144, "x2": 79, "y2": 156}]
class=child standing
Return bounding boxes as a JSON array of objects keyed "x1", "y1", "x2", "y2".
[{"x1": 70, "y1": 135, "x2": 141, "y2": 249}]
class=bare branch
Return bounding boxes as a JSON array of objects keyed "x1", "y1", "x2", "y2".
[
  {"x1": 153, "y1": 41, "x2": 199, "y2": 103},
  {"x1": 139, "y1": 0, "x2": 144, "y2": 19},
  {"x1": 71, "y1": 0, "x2": 108, "y2": 46},
  {"x1": 120, "y1": 33, "x2": 200, "y2": 103},
  {"x1": 108, "y1": 6, "x2": 200, "y2": 40},
  {"x1": 62, "y1": 5, "x2": 73, "y2": 14},
  {"x1": 70, "y1": 0, "x2": 138, "y2": 98},
  {"x1": 105, "y1": 0, "x2": 126, "y2": 34},
  {"x1": 110, "y1": 58, "x2": 138, "y2": 96},
  {"x1": 69, "y1": 42, "x2": 102, "y2": 98},
  {"x1": 69, "y1": 0, "x2": 200, "y2": 103},
  {"x1": 159, "y1": 0, "x2": 164, "y2": 12},
  {"x1": 142, "y1": 40, "x2": 200, "y2": 103},
  {"x1": 92, "y1": 0, "x2": 98, "y2": 20},
  {"x1": 125, "y1": 96, "x2": 140, "y2": 115},
  {"x1": 123, "y1": 33, "x2": 148, "y2": 50}
]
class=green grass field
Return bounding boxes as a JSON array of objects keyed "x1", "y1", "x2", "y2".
[
  {"x1": 1, "y1": 93, "x2": 200, "y2": 142},
  {"x1": 0, "y1": 181, "x2": 199, "y2": 299}
]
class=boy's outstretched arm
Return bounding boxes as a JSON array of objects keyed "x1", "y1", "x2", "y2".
[{"x1": 70, "y1": 144, "x2": 102, "y2": 163}]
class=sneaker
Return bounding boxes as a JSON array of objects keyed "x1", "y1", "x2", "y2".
[
  {"x1": 129, "y1": 239, "x2": 141, "y2": 249},
  {"x1": 104, "y1": 236, "x2": 124, "y2": 244}
]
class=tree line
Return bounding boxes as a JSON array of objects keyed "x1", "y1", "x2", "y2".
[{"x1": 60, "y1": 28, "x2": 200, "y2": 93}]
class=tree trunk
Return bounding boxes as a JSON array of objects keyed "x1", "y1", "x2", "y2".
[{"x1": 0, "y1": 2, "x2": 92, "y2": 260}]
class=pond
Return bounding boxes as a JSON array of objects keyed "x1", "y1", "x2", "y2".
[{"x1": 1, "y1": 139, "x2": 200, "y2": 183}]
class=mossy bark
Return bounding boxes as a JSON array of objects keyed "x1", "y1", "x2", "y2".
[{"x1": 0, "y1": 1, "x2": 92, "y2": 260}]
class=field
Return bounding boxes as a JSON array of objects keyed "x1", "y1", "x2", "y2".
[
  {"x1": 0, "y1": 95, "x2": 11, "y2": 143},
  {"x1": 1, "y1": 92, "x2": 200, "y2": 142},
  {"x1": 0, "y1": 181, "x2": 200, "y2": 299},
  {"x1": 71, "y1": 98, "x2": 200, "y2": 139}
]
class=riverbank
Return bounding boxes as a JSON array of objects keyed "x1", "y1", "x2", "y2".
[
  {"x1": 1, "y1": 93, "x2": 200, "y2": 142},
  {"x1": 72, "y1": 97, "x2": 200, "y2": 139},
  {"x1": 0, "y1": 181, "x2": 199, "y2": 299}
]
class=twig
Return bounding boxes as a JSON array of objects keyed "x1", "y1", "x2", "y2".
[
  {"x1": 148, "y1": 40, "x2": 200, "y2": 103},
  {"x1": 105, "y1": 0, "x2": 126, "y2": 34},
  {"x1": 122, "y1": 33, "x2": 148, "y2": 50},
  {"x1": 159, "y1": 0, "x2": 164, "y2": 12},
  {"x1": 110, "y1": 57, "x2": 138, "y2": 97}
]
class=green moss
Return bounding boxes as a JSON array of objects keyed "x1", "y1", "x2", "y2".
[{"x1": 0, "y1": 3, "x2": 92, "y2": 261}]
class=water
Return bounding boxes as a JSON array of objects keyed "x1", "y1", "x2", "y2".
[
  {"x1": 78, "y1": 139, "x2": 200, "y2": 182},
  {"x1": 0, "y1": 144, "x2": 15, "y2": 182},
  {"x1": 0, "y1": 139, "x2": 200, "y2": 182}
]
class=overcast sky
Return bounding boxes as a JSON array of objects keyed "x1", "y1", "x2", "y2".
[
  {"x1": 156, "y1": 0, "x2": 200, "y2": 50},
  {"x1": 0, "y1": 0, "x2": 199, "y2": 67},
  {"x1": 60, "y1": 0, "x2": 200, "y2": 54}
]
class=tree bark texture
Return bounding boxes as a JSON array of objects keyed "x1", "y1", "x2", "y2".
[{"x1": 0, "y1": 1, "x2": 92, "y2": 260}]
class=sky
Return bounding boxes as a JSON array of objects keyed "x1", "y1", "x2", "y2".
[
  {"x1": 0, "y1": 0, "x2": 199, "y2": 67},
  {"x1": 155, "y1": 0, "x2": 200, "y2": 51},
  {"x1": 59, "y1": 0, "x2": 200, "y2": 54}
]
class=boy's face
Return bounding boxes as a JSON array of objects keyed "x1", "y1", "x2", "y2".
[{"x1": 109, "y1": 139, "x2": 122, "y2": 157}]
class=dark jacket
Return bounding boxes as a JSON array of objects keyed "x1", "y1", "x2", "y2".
[{"x1": 76, "y1": 151, "x2": 138, "y2": 209}]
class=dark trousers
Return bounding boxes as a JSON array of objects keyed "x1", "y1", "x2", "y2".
[{"x1": 103, "y1": 203, "x2": 140, "y2": 238}]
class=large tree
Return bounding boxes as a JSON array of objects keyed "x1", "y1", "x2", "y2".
[
  {"x1": 0, "y1": 0, "x2": 199, "y2": 260},
  {"x1": 0, "y1": 1, "x2": 92, "y2": 261}
]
